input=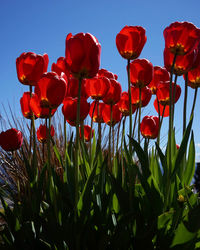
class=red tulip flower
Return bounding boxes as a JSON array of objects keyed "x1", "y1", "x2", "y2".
[
  {"x1": 20, "y1": 92, "x2": 36, "y2": 119},
  {"x1": 153, "y1": 98, "x2": 169, "y2": 117},
  {"x1": 79, "y1": 125, "x2": 94, "y2": 142},
  {"x1": 140, "y1": 116, "x2": 159, "y2": 139},
  {"x1": 85, "y1": 76, "x2": 110, "y2": 100},
  {"x1": 163, "y1": 21, "x2": 200, "y2": 55},
  {"x1": 66, "y1": 77, "x2": 89, "y2": 99},
  {"x1": 117, "y1": 92, "x2": 136, "y2": 116},
  {"x1": 129, "y1": 59, "x2": 153, "y2": 88},
  {"x1": 102, "y1": 104, "x2": 122, "y2": 126},
  {"x1": 62, "y1": 97, "x2": 90, "y2": 125},
  {"x1": 148, "y1": 66, "x2": 170, "y2": 94},
  {"x1": 65, "y1": 32, "x2": 101, "y2": 79},
  {"x1": 51, "y1": 57, "x2": 71, "y2": 78},
  {"x1": 36, "y1": 72, "x2": 67, "y2": 109},
  {"x1": 103, "y1": 79, "x2": 122, "y2": 105},
  {"x1": 187, "y1": 66, "x2": 200, "y2": 88},
  {"x1": 116, "y1": 25, "x2": 147, "y2": 60},
  {"x1": 164, "y1": 48, "x2": 195, "y2": 76},
  {"x1": 0, "y1": 128, "x2": 23, "y2": 151},
  {"x1": 131, "y1": 86, "x2": 152, "y2": 108},
  {"x1": 36, "y1": 124, "x2": 55, "y2": 143},
  {"x1": 30, "y1": 94, "x2": 57, "y2": 118},
  {"x1": 16, "y1": 52, "x2": 49, "y2": 86},
  {"x1": 89, "y1": 101, "x2": 105, "y2": 123},
  {"x1": 156, "y1": 82, "x2": 181, "y2": 105},
  {"x1": 98, "y1": 68, "x2": 118, "y2": 80}
]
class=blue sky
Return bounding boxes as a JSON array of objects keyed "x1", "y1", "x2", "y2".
[{"x1": 1, "y1": 0, "x2": 200, "y2": 159}]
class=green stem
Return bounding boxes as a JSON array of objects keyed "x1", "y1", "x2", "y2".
[
  {"x1": 190, "y1": 87, "x2": 198, "y2": 119},
  {"x1": 156, "y1": 96, "x2": 161, "y2": 146},
  {"x1": 109, "y1": 104, "x2": 113, "y2": 171},
  {"x1": 121, "y1": 116, "x2": 126, "y2": 186},
  {"x1": 127, "y1": 59, "x2": 132, "y2": 149},
  {"x1": 64, "y1": 117, "x2": 67, "y2": 155},
  {"x1": 75, "y1": 77, "x2": 82, "y2": 211},
  {"x1": 97, "y1": 101, "x2": 102, "y2": 148},
  {"x1": 172, "y1": 74, "x2": 178, "y2": 124},
  {"x1": 48, "y1": 108, "x2": 52, "y2": 169},
  {"x1": 132, "y1": 108, "x2": 138, "y2": 138},
  {"x1": 183, "y1": 73, "x2": 188, "y2": 136},
  {"x1": 29, "y1": 86, "x2": 33, "y2": 162},
  {"x1": 90, "y1": 101, "x2": 96, "y2": 159},
  {"x1": 112, "y1": 124, "x2": 115, "y2": 172},
  {"x1": 116, "y1": 117, "x2": 122, "y2": 153},
  {"x1": 166, "y1": 52, "x2": 177, "y2": 210},
  {"x1": 138, "y1": 87, "x2": 142, "y2": 143}
]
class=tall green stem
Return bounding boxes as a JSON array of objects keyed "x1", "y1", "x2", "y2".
[
  {"x1": 109, "y1": 104, "x2": 113, "y2": 170},
  {"x1": 138, "y1": 87, "x2": 142, "y2": 143},
  {"x1": 172, "y1": 74, "x2": 178, "y2": 124},
  {"x1": 90, "y1": 101, "x2": 96, "y2": 158},
  {"x1": 127, "y1": 59, "x2": 132, "y2": 149},
  {"x1": 133, "y1": 108, "x2": 138, "y2": 138},
  {"x1": 47, "y1": 108, "x2": 52, "y2": 169},
  {"x1": 97, "y1": 101, "x2": 102, "y2": 148},
  {"x1": 183, "y1": 73, "x2": 188, "y2": 136},
  {"x1": 190, "y1": 87, "x2": 198, "y2": 120},
  {"x1": 75, "y1": 77, "x2": 82, "y2": 211},
  {"x1": 64, "y1": 117, "x2": 67, "y2": 155}
]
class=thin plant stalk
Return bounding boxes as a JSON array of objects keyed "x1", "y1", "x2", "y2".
[
  {"x1": 165, "y1": 52, "x2": 177, "y2": 210},
  {"x1": 132, "y1": 108, "x2": 138, "y2": 138},
  {"x1": 47, "y1": 108, "x2": 52, "y2": 168},
  {"x1": 190, "y1": 87, "x2": 198, "y2": 119},
  {"x1": 75, "y1": 77, "x2": 82, "y2": 211},
  {"x1": 64, "y1": 117, "x2": 67, "y2": 155},
  {"x1": 183, "y1": 73, "x2": 188, "y2": 136},
  {"x1": 138, "y1": 87, "x2": 142, "y2": 143},
  {"x1": 97, "y1": 101, "x2": 102, "y2": 148},
  {"x1": 108, "y1": 104, "x2": 113, "y2": 170},
  {"x1": 156, "y1": 96, "x2": 161, "y2": 146},
  {"x1": 157, "y1": 104, "x2": 166, "y2": 146},
  {"x1": 116, "y1": 117, "x2": 122, "y2": 153},
  {"x1": 112, "y1": 124, "x2": 115, "y2": 170},
  {"x1": 90, "y1": 100, "x2": 97, "y2": 158},
  {"x1": 29, "y1": 86, "x2": 33, "y2": 161},
  {"x1": 172, "y1": 74, "x2": 178, "y2": 123},
  {"x1": 121, "y1": 116, "x2": 126, "y2": 186},
  {"x1": 127, "y1": 59, "x2": 132, "y2": 149}
]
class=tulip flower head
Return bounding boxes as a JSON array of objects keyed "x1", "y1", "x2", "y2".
[
  {"x1": 51, "y1": 57, "x2": 71, "y2": 78},
  {"x1": 148, "y1": 66, "x2": 170, "y2": 94},
  {"x1": 66, "y1": 77, "x2": 89, "y2": 99},
  {"x1": 36, "y1": 72, "x2": 67, "y2": 109},
  {"x1": 163, "y1": 21, "x2": 200, "y2": 55},
  {"x1": 0, "y1": 128, "x2": 23, "y2": 151},
  {"x1": 20, "y1": 92, "x2": 36, "y2": 119},
  {"x1": 156, "y1": 82, "x2": 181, "y2": 105},
  {"x1": 16, "y1": 52, "x2": 49, "y2": 86},
  {"x1": 117, "y1": 92, "x2": 136, "y2": 116},
  {"x1": 98, "y1": 68, "x2": 118, "y2": 80},
  {"x1": 103, "y1": 79, "x2": 122, "y2": 105},
  {"x1": 102, "y1": 104, "x2": 122, "y2": 126},
  {"x1": 116, "y1": 25, "x2": 147, "y2": 60},
  {"x1": 140, "y1": 116, "x2": 159, "y2": 139},
  {"x1": 62, "y1": 97, "x2": 90, "y2": 125},
  {"x1": 153, "y1": 98, "x2": 169, "y2": 117},
  {"x1": 65, "y1": 32, "x2": 101, "y2": 79},
  {"x1": 129, "y1": 59, "x2": 153, "y2": 88},
  {"x1": 89, "y1": 101, "x2": 105, "y2": 123},
  {"x1": 37, "y1": 124, "x2": 55, "y2": 143},
  {"x1": 131, "y1": 86, "x2": 152, "y2": 108}
]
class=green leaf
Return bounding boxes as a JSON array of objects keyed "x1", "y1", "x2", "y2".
[
  {"x1": 171, "y1": 118, "x2": 193, "y2": 180},
  {"x1": 183, "y1": 131, "x2": 195, "y2": 186},
  {"x1": 171, "y1": 222, "x2": 196, "y2": 247}
]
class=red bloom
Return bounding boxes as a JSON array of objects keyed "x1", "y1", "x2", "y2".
[
  {"x1": 164, "y1": 48, "x2": 195, "y2": 76},
  {"x1": 65, "y1": 32, "x2": 101, "y2": 79},
  {"x1": 103, "y1": 79, "x2": 122, "y2": 105},
  {"x1": 117, "y1": 92, "x2": 136, "y2": 116},
  {"x1": 51, "y1": 57, "x2": 71, "y2": 78},
  {"x1": 140, "y1": 116, "x2": 159, "y2": 139},
  {"x1": 153, "y1": 98, "x2": 169, "y2": 117},
  {"x1": 62, "y1": 97, "x2": 90, "y2": 124},
  {"x1": 98, "y1": 68, "x2": 118, "y2": 80},
  {"x1": 89, "y1": 101, "x2": 105, "y2": 123},
  {"x1": 129, "y1": 59, "x2": 153, "y2": 88},
  {"x1": 187, "y1": 65, "x2": 200, "y2": 88},
  {"x1": 79, "y1": 125, "x2": 94, "y2": 142},
  {"x1": 20, "y1": 92, "x2": 36, "y2": 119},
  {"x1": 102, "y1": 104, "x2": 122, "y2": 126},
  {"x1": 16, "y1": 52, "x2": 49, "y2": 86},
  {"x1": 148, "y1": 66, "x2": 170, "y2": 94},
  {"x1": 156, "y1": 82, "x2": 181, "y2": 105},
  {"x1": 65, "y1": 77, "x2": 89, "y2": 99},
  {"x1": 116, "y1": 25, "x2": 147, "y2": 60},
  {"x1": 163, "y1": 21, "x2": 200, "y2": 55},
  {"x1": 36, "y1": 72, "x2": 67, "y2": 109},
  {"x1": 85, "y1": 76, "x2": 110, "y2": 100},
  {"x1": 0, "y1": 128, "x2": 23, "y2": 151},
  {"x1": 37, "y1": 124, "x2": 55, "y2": 143},
  {"x1": 30, "y1": 94, "x2": 57, "y2": 118},
  {"x1": 131, "y1": 86, "x2": 152, "y2": 108}
]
